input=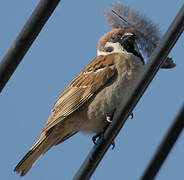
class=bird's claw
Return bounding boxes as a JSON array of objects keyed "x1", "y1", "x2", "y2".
[
  {"x1": 111, "y1": 141, "x2": 115, "y2": 149},
  {"x1": 106, "y1": 115, "x2": 112, "y2": 123},
  {"x1": 92, "y1": 111, "x2": 116, "y2": 148},
  {"x1": 92, "y1": 134, "x2": 100, "y2": 145},
  {"x1": 92, "y1": 133, "x2": 115, "y2": 149},
  {"x1": 130, "y1": 112, "x2": 134, "y2": 119}
]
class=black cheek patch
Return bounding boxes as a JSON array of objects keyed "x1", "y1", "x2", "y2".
[{"x1": 104, "y1": 46, "x2": 114, "y2": 52}]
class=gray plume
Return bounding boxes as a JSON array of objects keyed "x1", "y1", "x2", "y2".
[
  {"x1": 104, "y1": 3, "x2": 176, "y2": 69},
  {"x1": 104, "y1": 3, "x2": 162, "y2": 58}
]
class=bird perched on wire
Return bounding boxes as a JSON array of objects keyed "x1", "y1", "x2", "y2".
[{"x1": 14, "y1": 3, "x2": 175, "y2": 176}]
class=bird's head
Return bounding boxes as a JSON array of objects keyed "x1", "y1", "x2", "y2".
[
  {"x1": 103, "y1": 3, "x2": 176, "y2": 69},
  {"x1": 97, "y1": 28, "x2": 144, "y2": 63}
]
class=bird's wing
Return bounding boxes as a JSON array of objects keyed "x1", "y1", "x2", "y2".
[{"x1": 42, "y1": 54, "x2": 118, "y2": 133}]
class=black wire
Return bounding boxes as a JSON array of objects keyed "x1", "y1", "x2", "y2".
[
  {"x1": 0, "y1": 0, "x2": 61, "y2": 92},
  {"x1": 140, "y1": 105, "x2": 184, "y2": 180},
  {"x1": 73, "y1": 5, "x2": 184, "y2": 180}
]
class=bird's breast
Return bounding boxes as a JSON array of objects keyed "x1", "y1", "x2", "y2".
[{"x1": 79, "y1": 54, "x2": 144, "y2": 134}]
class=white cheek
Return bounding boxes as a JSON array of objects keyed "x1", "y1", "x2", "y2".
[
  {"x1": 97, "y1": 42, "x2": 131, "y2": 56},
  {"x1": 97, "y1": 50, "x2": 111, "y2": 56}
]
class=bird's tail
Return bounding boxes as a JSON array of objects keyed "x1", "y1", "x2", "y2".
[{"x1": 14, "y1": 133, "x2": 56, "y2": 176}]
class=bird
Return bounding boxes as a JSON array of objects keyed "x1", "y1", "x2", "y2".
[
  {"x1": 14, "y1": 3, "x2": 176, "y2": 176},
  {"x1": 14, "y1": 28, "x2": 145, "y2": 176}
]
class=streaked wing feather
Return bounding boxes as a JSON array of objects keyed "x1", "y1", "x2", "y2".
[
  {"x1": 55, "y1": 132, "x2": 78, "y2": 145},
  {"x1": 42, "y1": 87, "x2": 93, "y2": 132},
  {"x1": 42, "y1": 54, "x2": 117, "y2": 133}
]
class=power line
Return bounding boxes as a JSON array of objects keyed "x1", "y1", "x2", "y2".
[
  {"x1": 0, "y1": 0, "x2": 61, "y2": 93},
  {"x1": 140, "y1": 104, "x2": 184, "y2": 180},
  {"x1": 73, "y1": 5, "x2": 184, "y2": 180}
]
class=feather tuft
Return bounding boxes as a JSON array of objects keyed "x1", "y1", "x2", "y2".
[{"x1": 104, "y1": 3, "x2": 176, "y2": 68}]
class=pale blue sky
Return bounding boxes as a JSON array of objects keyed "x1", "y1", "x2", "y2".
[{"x1": 0, "y1": 0, "x2": 184, "y2": 179}]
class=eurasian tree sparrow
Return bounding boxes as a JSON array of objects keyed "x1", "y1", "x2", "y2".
[
  {"x1": 14, "y1": 28, "x2": 144, "y2": 176},
  {"x1": 14, "y1": 3, "x2": 175, "y2": 176}
]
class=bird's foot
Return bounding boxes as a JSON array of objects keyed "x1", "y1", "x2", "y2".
[
  {"x1": 111, "y1": 141, "x2": 115, "y2": 149},
  {"x1": 92, "y1": 132, "x2": 102, "y2": 145},
  {"x1": 130, "y1": 112, "x2": 134, "y2": 119},
  {"x1": 92, "y1": 112, "x2": 116, "y2": 149},
  {"x1": 92, "y1": 133, "x2": 115, "y2": 149},
  {"x1": 106, "y1": 115, "x2": 113, "y2": 123},
  {"x1": 106, "y1": 109, "x2": 116, "y2": 123}
]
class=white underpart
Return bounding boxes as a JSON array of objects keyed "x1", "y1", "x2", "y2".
[{"x1": 97, "y1": 42, "x2": 130, "y2": 56}]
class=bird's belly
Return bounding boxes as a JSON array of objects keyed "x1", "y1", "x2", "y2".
[
  {"x1": 79, "y1": 77, "x2": 132, "y2": 134},
  {"x1": 78, "y1": 55, "x2": 143, "y2": 134}
]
